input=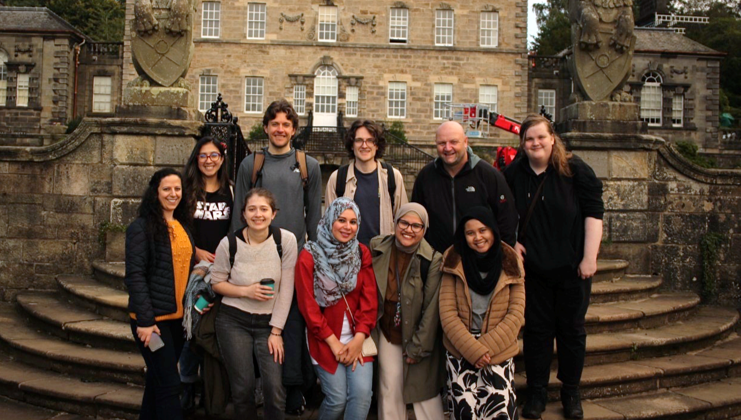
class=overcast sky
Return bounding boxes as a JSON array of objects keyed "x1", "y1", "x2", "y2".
[{"x1": 528, "y1": 0, "x2": 547, "y2": 48}]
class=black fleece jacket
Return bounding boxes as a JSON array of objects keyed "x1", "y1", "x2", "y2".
[
  {"x1": 412, "y1": 150, "x2": 518, "y2": 253},
  {"x1": 503, "y1": 154, "x2": 604, "y2": 278},
  {"x1": 125, "y1": 217, "x2": 195, "y2": 327}
]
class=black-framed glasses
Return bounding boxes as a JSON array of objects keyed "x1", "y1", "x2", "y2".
[
  {"x1": 397, "y1": 219, "x2": 424, "y2": 233},
  {"x1": 198, "y1": 152, "x2": 222, "y2": 161},
  {"x1": 354, "y1": 138, "x2": 377, "y2": 146}
]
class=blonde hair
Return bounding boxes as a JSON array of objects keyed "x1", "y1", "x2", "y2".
[{"x1": 519, "y1": 115, "x2": 572, "y2": 177}]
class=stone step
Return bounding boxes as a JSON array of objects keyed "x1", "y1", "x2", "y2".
[
  {"x1": 593, "y1": 260, "x2": 629, "y2": 283},
  {"x1": 0, "y1": 353, "x2": 140, "y2": 420},
  {"x1": 57, "y1": 275, "x2": 129, "y2": 322},
  {"x1": 585, "y1": 292, "x2": 700, "y2": 334},
  {"x1": 0, "y1": 304, "x2": 144, "y2": 385},
  {"x1": 590, "y1": 275, "x2": 662, "y2": 304},
  {"x1": 91, "y1": 261, "x2": 126, "y2": 291},
  {"x1": 16, "y1": 291, "x2": 135, "y2": 352}
]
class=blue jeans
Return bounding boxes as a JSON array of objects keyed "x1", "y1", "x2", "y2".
[
  {"x1": 179, "y1": 340, "x2": 201, "y2": 383},
  {"x1": 215, "y1": 304, "x2": 285, "y2": 420},
  {"x1": 314, "y1": 361, "x2": 373, "y2": 420}
]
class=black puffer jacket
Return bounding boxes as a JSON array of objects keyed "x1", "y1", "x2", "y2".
[{"x1": 125, "y1": 217, "x2": 195, "y2": 327}]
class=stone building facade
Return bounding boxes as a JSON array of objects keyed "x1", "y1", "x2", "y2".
[
  {"x1": 528, "y1": 27, "x2": 725, "y2": 151},
  {"x1": 122, "y1": 0, "x2": 529, "y2": 145}
]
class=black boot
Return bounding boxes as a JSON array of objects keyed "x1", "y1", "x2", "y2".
[
  {"x1": 561, "y1": 388, "x2": 584, "y2": 419},
  {"x1": 180, "y1": 382, "x2": 196, "y2": 415},
  {"x1": 522, "y1": 387, "x2": 547, "y2": 419}
]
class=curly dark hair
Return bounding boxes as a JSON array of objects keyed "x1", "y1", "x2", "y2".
[
  {"x1": 263, "y1": 99, "x2": 299, "y2": 130},
  {"x1": 344, "y1": 119, "x2": 386, "y2": 160},
  {"x1": 137, "y1": 168, "x2": 192, "y2": 241},
  {"x1": 239, "y1": 187, "x2": 279, "y2": 227},
  {"x1": 183, "y1": 136, "x2": 231, "y2": 218}
]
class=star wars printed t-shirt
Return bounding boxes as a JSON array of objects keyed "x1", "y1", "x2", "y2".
[{"x1": 193, "y1": 190, "x2": 233, "y2": 253}]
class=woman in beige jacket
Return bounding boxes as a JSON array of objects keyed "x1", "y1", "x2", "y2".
[{"x1": 439, "y1": 206, "x2": 525, "y2": 420}]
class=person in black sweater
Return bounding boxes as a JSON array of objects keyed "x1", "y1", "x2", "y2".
[{"x1": 503, "y1": 115, "x2": 603, "y2": 420}]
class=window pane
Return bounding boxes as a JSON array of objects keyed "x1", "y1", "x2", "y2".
[
  {"x1": 346, "y1": 86, "x2": 358, "y2": 117},
  {"x1": 389, "y1": 8, "x2": 408, "y2": 43},
  {"x1": 202, "y1": 2, "x2": 220, "y2": 38},
  {"x1": 480, "y1": 12, "x2": 498, "y2": 47},
  {"x1": 319, "y1": 6, "x2": 337, "y2": 42},
  {"x1": 16, "y1": 74, "x2": 29, "y2": 107},
  {"x1": 247, "y1": 3, "x2": 266, "y2": 39},
  {"x1": 294, "y1": 85, "x2": 306, "y2": 115},
  {"x1": 435, "y1": 10, "x2": 454, "y2": 46},
  {"x1": 0, "y1": 51, "x2": 7, "y2": 107},
  {"x1": 479, "y1": 85, "x2": 498, "y2": 113},
  {"x1": 537, "y1": 89, "x2": 556, "y2": 119},
  {"x1": 640, "y1": 84, "x2": 662, "y2": 126},
  {"x1": 433, "y1": 83, "x2": 453, "y2": 119},
  {"x1": 244, "y1": 77, "x2": 264, "y2": 113},
  {"x1": 672, "y1": 94, "x2": 683, "y2": 127},
  {"x1": 92, "y1": 76, "x2": 112, "y2": 113},
  {"x1": 314, "y1": 66, "x2": 338, "y2": 114},
  {"x1": 388, "y1": 82, "x2": 406, "y2": 118},
  {"x1": 199, "y1": 75, "x2": 218, "y2": 112}
]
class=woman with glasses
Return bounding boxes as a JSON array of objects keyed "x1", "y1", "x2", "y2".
[
  {"x1": 439, "y1": 206, "x2": 525, "y2": 420},
  {"x1": 370, "y1": 203, "x2": 446, "y2": 420},
  {"x1": 325, "y1": 119, "x2": 408, "y2": 246},
  {"x1": 179, "y1": 137, "x2": 232, "y2": 412}
]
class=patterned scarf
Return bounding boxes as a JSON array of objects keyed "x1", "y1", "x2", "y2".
[{"x1": 304, "y1": 197, "x2": 362, "y2": 307}]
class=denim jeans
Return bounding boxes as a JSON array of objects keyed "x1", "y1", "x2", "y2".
[
  {"x1": 130, "y1": 319, "x2": 184, "y2": 420},
  {"x1": 179, "y1": 340, "x2": 202, "y2": 383},
  {"x1": 314, "y1": 361, "x2": 374, "y2": 420},
  {"x1": 215, "y1": 304, "x2": 286, "y2": 420}
]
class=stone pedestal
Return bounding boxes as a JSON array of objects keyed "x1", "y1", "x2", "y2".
[
  {"x1": 117, "y1": 86, "x2": 201, "y2": 121},
  {"x1": 562, "y1": 101, "x2": 647, "y2": 134}
]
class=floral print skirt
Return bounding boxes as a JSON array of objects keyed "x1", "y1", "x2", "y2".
[{"x1": 446, "y1": 352, "x2": 518, "y2": 420}]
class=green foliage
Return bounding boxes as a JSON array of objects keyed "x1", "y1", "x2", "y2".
[
  {"x1": 5, "y1": 0, "x2": 125, "y2": 41},
  {"x1": 675, "y1": 141, "x2": 717, "y2": 168},
  {"x1": 98, "y1": 221, "x2": 127, "y2": 246},
  {"x1": 65, "y1": 116, "x2": 82, "y2": 134},
  {"x1": 247, "y1": 122, "x2": 266, "y2": 142},
  {"x1": 385, "y1": 121, "x2": 408, "y2": 144},
  {"x1": 700, "y1": 232, "x2": 726, "y2": 302},
  {"x1": 531, "y1": 0, "x2": 571, "y2": 55}
]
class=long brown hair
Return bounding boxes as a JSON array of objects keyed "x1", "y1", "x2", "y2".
[
  {"x1": 519, "y1": 115, "x2": 572, "y2": 177},
  {"x1": 183, "y1": 136, "x2": 231, "y2": 216}
]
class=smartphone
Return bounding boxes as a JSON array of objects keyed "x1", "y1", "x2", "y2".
[{"x1": 149, "y1": 332, "x2": 165, "y2": 352}]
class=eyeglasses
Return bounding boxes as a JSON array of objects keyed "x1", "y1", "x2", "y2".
[
  {"x1": 397, "y1": 219, "x2": 424, "y2": 233},
  {"x1": 198, "y1": 152, "x2": 222, "y2": 161},
  {"x1": 354, "y1": 138, "x2": 377, "y2": 146}
]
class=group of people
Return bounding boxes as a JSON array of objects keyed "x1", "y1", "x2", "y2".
[{"x1": 124, "y1": 99, "x2": 604, "y2": 420}]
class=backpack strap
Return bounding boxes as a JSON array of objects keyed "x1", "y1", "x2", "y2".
[
  {"x1": 228, "y1": 230, "x2": 238, "y2": 269},
  {"x1": 295, "y1": 150, "x2": 309, "y2": 190},
  {"x1": 419, "y1": 251, "x2": 436, "y2": 285},
  {"x1": 251, "y1": 150, "x2": 266, "y2": 188},
  {"x1": 270, "y1": 225, "x2": 283, "y2": 260},
  {"x1": 382, "y1": 161, "x2": 396, "y2": 210},
  {"x1": 335, "y1": 164, "x2": 350, "y2": 199}
]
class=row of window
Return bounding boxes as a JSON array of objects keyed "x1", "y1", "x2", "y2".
[
  {"x1": 640, "y1": 71, "x2": 683, "y2": 127},
  {"x1": 201, "y1": 3, "x2": 500, "y2": 47},
  {"x1": 199, "y1": 74, "x2": 499, "y2": 119}
]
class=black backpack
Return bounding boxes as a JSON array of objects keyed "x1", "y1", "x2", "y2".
[
  {"x1": 227, "y1": 225, "x2": 283, "y2": 269},
  {"x1": 335, "y1": 162, "x2": 397, "y2": 209}
]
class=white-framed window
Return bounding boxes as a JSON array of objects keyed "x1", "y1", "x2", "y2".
[
  {"x1": 433, "y1": 83, "x2": 453, "y2": 119},
  {"x1": 201, "y1": 2, "x2": 220, "y2": 38},
  {"x1": 435, "y1": 9, "x2": 454, "y2": 46},
  {"x1": 293, "y1": 85, "x2": 306, "y2": 115},
  {"x1": 389, "y1": 8, "x2": 409, "y2": 43},
  {"x1": 388, "y1": 82, "x2": 407, "y2": 118},
  {"x1": 199, "y1": 75, "x2": 218, "y2": 112},
  {"x1": 479, "y1": 85, "x2": 498, "y2": 113},
  {"x1": 244, "y1": 77, "x2": 264, "y2": 113},
  {"x1": 314, "y1": 66, "x2": 338, "y2": 114},
  {"x1": 480, "y1": 11, "x2": 499, "y2": 47},
  {"x1": 247, "y1": 3, "x2": 266, "y2": 39},
  {"x1": 672, "y1": 94, "x2": 684, "y2": 127},
  {"x1": 16, "y1": 74, "x2": 29, "y2": 107},
  {"x1": 640, "y1": 72, "x2": 663, "y2": 126},
  {"x1": 346, "y1": 86, "x2": 358, "y2": 117},
  {"x1": 92, "y1": 76, "x2": 112, "y2": 113},
  {"x1": 538, "y1": 89, "x2": 556, "y2": 119},
  {"x1": 318, "y1": 6, "x2": 338, "y2": 42},
  {"x1": 0, "y1": 50, "x2": 7, "y2": 107}
]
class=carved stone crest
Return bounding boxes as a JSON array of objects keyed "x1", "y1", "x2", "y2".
[
  {"x1": 131, "y1": 0, "x2": 194, "y2": 87},
  {"x1": 569, "y1": 0, "x2": 636, "y2": 102}
]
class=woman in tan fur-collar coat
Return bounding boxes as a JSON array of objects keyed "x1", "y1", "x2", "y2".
[{"x1": 439, "y1": 207, "x2": 525, "y2": 420}]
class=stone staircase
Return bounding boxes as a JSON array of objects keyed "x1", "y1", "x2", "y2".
[{"x1": 0, "y1": 259, "x2": 738, "y2": 419}]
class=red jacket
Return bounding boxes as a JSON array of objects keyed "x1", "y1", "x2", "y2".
[{"x1": 295, "y1": 245, "x2": 378, "y2": 374}]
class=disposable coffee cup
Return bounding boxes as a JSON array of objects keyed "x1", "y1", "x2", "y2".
[
  {"x1": 260, "y1": 278, "x2": 275, "y2": 290},
  {"x1": 194, "y1": 295, "x2": 213, "y2": 314}
]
